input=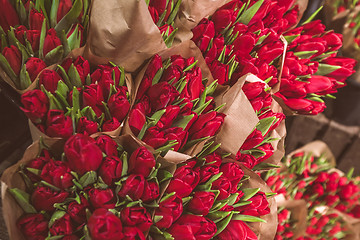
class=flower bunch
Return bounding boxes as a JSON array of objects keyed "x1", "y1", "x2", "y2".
[
  {"x1": 21, "y1": 56, "x2": 130, "y2": 138},
  {"x1": 275, "y1": 207, "x2": 297, "y2": 240},
  {"x1": 264, "y1": 147, "x2": 360, "y2": 239},
  {"x1": 0, "y1": 0, "x2": 89, "y2": 90},
  {"x1": 275, "y1": 20, "x2": 357, "y2": 115},
  {"x1": 236, "y1": 79, "x2": 285, "y2": 169},
  {"x1": 150, "y1": 143, "x2": 272, "y2": 239},
  {"x1": 12, "y1": 134, "x2": 167, "y2": 239},
  {"x1": 191, "y1": 0, "x2": 356, "y2": 115},
  {"x1": 128, "y1": 54, "x2": 225, "y2": 154},
  {"x1": 297, "y1": 211, "x2": 352, "y2": 240},
  {"x1": 146, "y1": 0, "x2": 181, "y2": 47}
]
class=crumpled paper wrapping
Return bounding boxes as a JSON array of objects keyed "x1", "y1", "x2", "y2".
[
  {"x1": 83, "y1": 0, "x2": 167, "y2": 72},
  {"x1": 213, "y1": 74, "x2": 259, "y2": 156}
]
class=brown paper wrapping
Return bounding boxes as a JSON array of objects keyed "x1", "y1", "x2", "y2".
[
  {"x1": 0, "y1": 66, "x2": 38, "y2": 94},
  {"x1": 213, "y1": 73, "x2": 259, "y2": 156},
  {"x1": 276, "y1": 196, "x2": 308, "y2": 238},
  {"x1": 174, "y1": 0, "x2": 227, "y2": 31},
  {"x1": 287, "y1": 140, "x2": 336, "y2": 167},
  {"x1": 83, "y1": 0, "x2": 167, "y2": 72}
]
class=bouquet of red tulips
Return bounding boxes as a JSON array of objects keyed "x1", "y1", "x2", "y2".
[
  {"x1": 21, "y1": 56, "x2": 131, "y2": 139},
  {"x1": 0, "y1": 0, "x2": 90, "y2": 91}
]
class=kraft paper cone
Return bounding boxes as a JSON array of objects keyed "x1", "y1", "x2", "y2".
[
  {"x1": 287, "y1": 140, "x2": 336, "y2": 167},
  {"x1": 276, "y1": 198, "x2": 308, "y2": 238},
  {"x1": 214, "y1": 74, "x2": 259, "y2": 156},
  {"x1": 83, "y1": 0, "x2": 167, "y2": 72}
]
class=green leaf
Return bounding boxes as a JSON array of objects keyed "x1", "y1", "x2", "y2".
[
  {"x1": 232, "y1": 201, "x2": 252, "y2": 208},
  {"x1": 79, "y1": 171, "x2": 97, "y2": 187},
  {"x1": 294, "y1": 50, "x2": 318, "y2": 59},
  {"x1": 49, "y1": 94, "x2": 63, "y2": 110},
  {"x1": 283, "y1": 34, "x2": 299, "y2": 44},
  {"x1": 171, "y1": 114, "x2": 195, "y2": 130},
  {"x1": 56, "y1": 80, "x2": 69, "y2": 97},
  {"x1": 154, "y1": 215, "x2": 163, "y2": 223},
  {"x1": 44, "y1": 45, "x2": 64, "y2": 65},
  {"x1": 241, "y1": 188, "x2": 260, "y2": 201},
  {"x1": 207, "y1": 211, "x2": 232, "y2": 223},
  {"x1": 160, "y1": 192, "x2": 176, "y2": 203},
  {"x1": 232, "y1": 214, "x2": 266, "y2": 223},
  {"x1": 239, "y1": 0, "x2": 264, "y2": 25},
  {"x1": 39, "y1": 19, "x2": 47, "y2": 60},
  {"x1": 315, "y1": 63, "x2": 342, "y2": 76},
  {"x1": 68, "y1": 63, "x2": 83, "y2": 87},
  {"x1": 58, "y1": 29, "x2": 71, "y2": 57},
  {"x1": 158, "y1": 169, "x2": 173, "y2": 183},
  {"x1": 152, "y1": 67, "x2": 164, "y2": 85},
  {"x1": 15, "y1": 0, "x2": 27, "y2": 25},
  {"x1": 197, "y1": 172, "x2": 223, "y2": 191},
  {"x1": 50, "y1": 0, "x2": 59, "y2": 28},
  {"x1": 257, "y1": 117, "x2": 276, "y2": 136},
  {"x1": 0, "y1": 53, "x2": 18, "y2": 86},
  {"x1": 72, "y1": 86, "x2": 80, "y2": 113},
  {"x1": 19, "y1": 64, "x2": 32, "y2": 90},
  {"x1": 56, "y1": 65, "x2": 72, "y2": 87},
  {"x1": 26, "y1": 167, "x2": 41, "y2": 175},
  {"x1": 49, "y1": 210, "x2": 66, "y2": 228},
  {"x1": 164, "y1": 28, "x2": 178, "y2": 48},
  {"x1": 181, "y1": 136, "x2": 210, "y2": 151},
  {"x1": 155, "y1": 140, "x2": 178, "y2": 154},
  {"x1": 55, "y1": 0, "x2": 83, "y2": 34},
  {"x1": 184, "y1": 60, "x2": 198, "y2": 72},
  {"x1": 67, "y1": 24, "x2": 82, "y2": 50},
  {"x1": 214, "y1": 212, "x2": 234, "y2": 236},
  {"x1": 302, "y1": 6, "x2": 323, "y2": 25},
  {"x1": 150, "y1": 109, "x2": 167, "y2": 125},
  {"x1": 120, "y1": 151, "x2": 128, "y2": 177},
  {"x1": 9, "y1": 188, "x2": 37, "y2": 214},
  {"x1": 166, "y1": 0, "x2": 181, "y2": 24},
  {"x1": 347, "y1": 168, "x2": 354, "y2": 179},
  {"x1": 252, "y1": 162, "x2": 281, "y2": 171}
]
